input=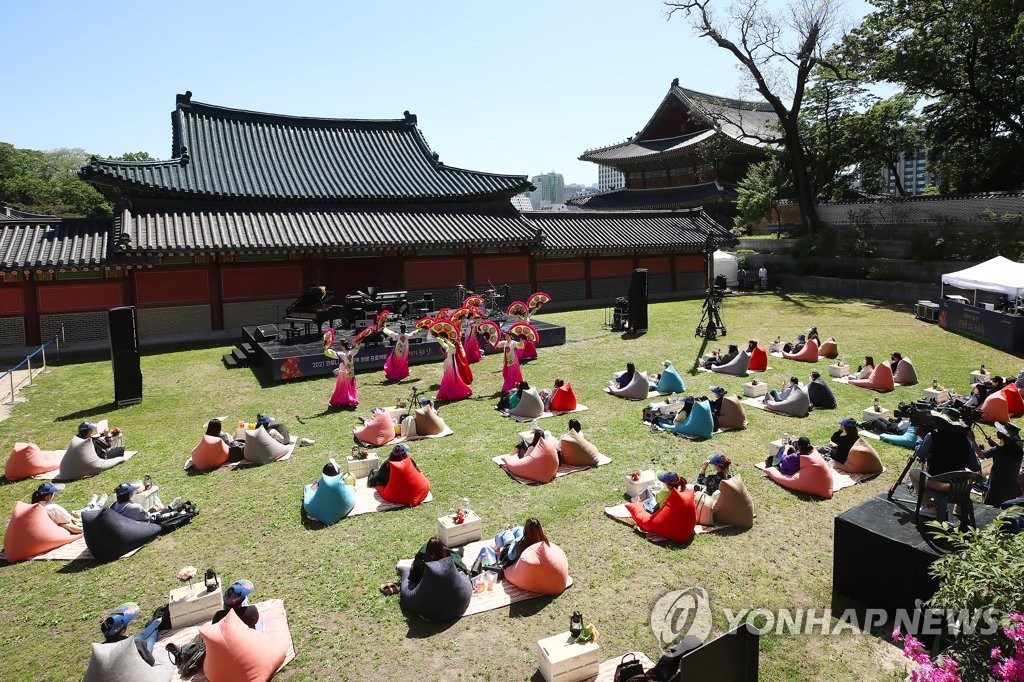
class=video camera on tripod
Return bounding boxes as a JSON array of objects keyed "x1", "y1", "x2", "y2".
[{"x1": 894, "y1": 400, "x2": 983, "y2": 431}]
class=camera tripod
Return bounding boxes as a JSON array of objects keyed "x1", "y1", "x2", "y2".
[{"x1": 695, "y1": 292, "x2": 726, "y2": 340}]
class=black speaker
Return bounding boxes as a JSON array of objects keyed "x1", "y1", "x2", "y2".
[
  {"x1": 628, "y1": 268, "x2": 648, "y2": 332},
  {"x1": 255, "y1": 324, "x2": 279, "y2": 342},
  {"x1": 108, "y1": 307, "x2": 142, "y2": 406}
]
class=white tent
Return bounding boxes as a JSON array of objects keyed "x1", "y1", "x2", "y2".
[
  {"x1": 713, "y1": 250, "x2": 739, "y2": 286},
  {"x1": 941, "y1": 256, "x2": 1024, "y2": 300}
]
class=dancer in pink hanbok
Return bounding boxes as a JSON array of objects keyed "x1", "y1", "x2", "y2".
[
  {"x1": 435, "y1": 338, "x2": 473, "y2": 401},
  {"x1": 497, "y1": 333, "x2": 525, "y2": 393},
  {"x1": 462, "y1": 318, "x2": 482, "y2": 364},
  {"x1": 381, "y1": 323, "x2": 420, "y2": 381},
  {"x1": 325, "y1": 337, "x2": 362, "y2": 407}
]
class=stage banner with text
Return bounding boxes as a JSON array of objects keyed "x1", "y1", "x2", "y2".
[{"x1": 939, "y1": 300, "x2": 1024, "y2": 353}]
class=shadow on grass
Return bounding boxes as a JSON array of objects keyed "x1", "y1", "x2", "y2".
[
  {"x1": 54, "y1": 403, "x2": 121, "y2": 422},
  {"x1": 402, "y1": 608, "x2": 461, "y2": 638},
  {"x1": 688, "y1": 337, "x2": 712, "y2": 376},
  {"x1": 509, "y1": 592, "x2": 560, "y2": 617},
  {"x1": 620, "y1": 330, "x2": 647, "y2": 341},
  {"x1": 57, "y1": 559, "x2": 104, "y2": 574}
]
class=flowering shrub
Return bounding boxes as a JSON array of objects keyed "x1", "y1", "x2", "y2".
[
  {"x1": 991, "y1": 613, "x2": 1024, "y2": 681},
  {"x1": 892, "y1": 628, "x2": 962, "y2": 682},
  {"x1": 894, "y1": 612, "x2": 1024, "y2": 681}
]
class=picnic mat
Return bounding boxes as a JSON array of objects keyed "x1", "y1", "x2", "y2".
[
  {"x1": 395, "y1": 540, "x2": 573, "y2": 616},
  {"x1": 348, "y1": 477, "x2": 433, "y2": 517},
  {"x1": 832, "y1": 375, "x2": 905, "y2": 388},
  {"x1": 497, "y1": 405, "x2": 589, "y2": 422},
  {"x1": 492, "y1": 454, "x2": 612, "y2": 484},
  {"x1": 603, "y1": 387, "x2": 664, "y2": 401},
  {"x1": 30, "y1": 468, "x2": 61, "y2": 480},
  {"x1": 594, "y1": 653, "x2": 656, "y2": 682},
  {"x1": 695, "y1": 366, "x2": 763, "y2": 375},
  {"x1": 754, "y1": 461, "x2": 885, "y2": 492},
  {"x1": 604, "y1": 504, "x2": 731, "y2": 542},
  {"x1": 740, "y1": 397, "x2": 808, "y2": 418},
  {"x1": 0, "y1": 536, "x2": 143, "y2": 562},
  {"x1": 353, "y1": 425, "x2": 455, "y2": 447},
  {"x1": 152, "y1": 599, "x2": 295, "y2": 682}
]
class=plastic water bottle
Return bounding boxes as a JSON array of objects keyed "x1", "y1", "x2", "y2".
[{"x1": 461, "y1": 497, "x2": 470, "y2": 514}]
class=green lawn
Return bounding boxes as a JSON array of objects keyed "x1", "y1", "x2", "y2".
[{"x1": 0, "y1": 293, "x2": 1018, "y2": 681}]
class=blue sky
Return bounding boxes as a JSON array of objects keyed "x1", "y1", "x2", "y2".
[{"x1": 3, "y1": 0, "x2": 872, "y2": 185}]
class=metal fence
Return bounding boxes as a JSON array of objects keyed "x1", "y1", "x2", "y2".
[{"x1": 1, "y1": 335, "x2": 60, "y2": 405}]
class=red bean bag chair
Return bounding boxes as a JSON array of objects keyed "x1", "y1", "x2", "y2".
[
  {"x1": 747, "y1": 346, "x2": 768, "y2": 372},
  {"x1": 500, "y1": 437, "x2": 559, "y2": 483},
  {"x1": 625, "y1": 487, "x2": 697, "y2": 544},
  {"x1": 848, "y1": 362, "x2": 895, "y2": 392},
  {"x1": 782, "y1": 339, "x2": 820, "y2": 362},
  {"x1": 354, "y1": 410, "x2": 396, "y2": 446},
  {"x1": 1002, "y1": 383, "x2": 1024, "y2": 416},
  {"x1": 503, "y1": 541, "x2": 571, "y2": 595},
  {"x1": 549, "y1": 383, "x2": 578, "y2": 412},
  {"x1": 376, "y1": 456, "x2": 431, "y2": 506},
  {"x1": 764, "y1": 452, "x2": 834, "y2": 499},
  {"x1": 3, "y1": 501, "x2": 78, "y2": 562},
  {"x1": 190, "y1": 435, "x2": 230, "y2": 471},
  {"x1": 200, "y1": 608, "x2": 290, "y2": 682},
  {"x1": 5, "y1": 442, "x2": 64, "y2": 481},
  {"x1": 818, "y1": 338, "x2": 839, "y2": 359},
  {"x1": 980, "y1": 391, "x2": 1010, "y2": 424}
]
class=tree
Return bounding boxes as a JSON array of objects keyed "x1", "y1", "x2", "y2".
[
  {"x1": 110, "y1": 151, "x2": 155, "y2": 161},
  {"x1": 733, "y1": 156, "x2": 791, "y2": 235},
  {"x1": 0, "y1": 142, "x2": 112, "y2": 217},
  {"x1": 842, "y1": 94, "x2": 921, "y2": 196},
  {"x1": 666, "y1": 0, "x2": 845, "y2": 233}
]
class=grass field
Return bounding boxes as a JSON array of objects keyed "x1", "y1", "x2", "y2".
[{"x1": 0, "y1": 293, "x2": 1018, "y2": 681}]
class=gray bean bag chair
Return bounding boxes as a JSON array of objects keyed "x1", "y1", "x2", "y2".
[
  {"x1": 82, "y1": 508, "x2": 162, "y2": 562},
  {"x1": 58, "y1": 436, "x2": 127, "y2": 481},
  {"x1": 508, "y1": 387, "x2": 544, "y2": 419},
  {"x1": 894, "y1": 358, "x2": 919, "y2": 385},
  {"x1": 243, "y1": 427, "x2": 292, "y2": 465},
  {"x1": 807, "y1": 376, "x2": 837, "y2": 409},
  {"x1": 710, "y1": 350, "x2": 751, "y2": 376},
  {"x1": 765, "y1": 385, "x2": 810, "y2": 417},
  {"x1": 398, "y1": 555, "x2": 473, "y2": 622},
  {"x1": 607, "y1": 371, "x2": 650, "y2": 400},
  {"x1": 81, "y1": 636, "x2": 173, "y2": 682}
]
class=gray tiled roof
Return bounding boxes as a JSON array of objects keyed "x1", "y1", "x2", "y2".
[
  {"x1": 0, "y1": 219, "x2": 110, "y2": 269},
  {"x1": 567, "y1": 182, "x2": 737, "y2": 210},
  {"x1": 526, "y1": 209, "x2": 733, "y2": 253},
  {"x1": 81, "y1": 94, "x2": 531, "y2": 203}
]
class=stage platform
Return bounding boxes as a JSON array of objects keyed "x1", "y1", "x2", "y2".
[
  {"x1": 242, "y1": 320, "x2": 567, "y2": 381},
  {"x1": 831, "y1": 490, "x2": 1002, "y2": 621}
]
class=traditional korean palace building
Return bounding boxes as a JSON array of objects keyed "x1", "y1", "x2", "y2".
[
  {"x1": 0, "y1": 92, "x2": 731, "y2": 347},
  {"x1": 572, "y1": 79, "x2": 776, "y2": 221}
]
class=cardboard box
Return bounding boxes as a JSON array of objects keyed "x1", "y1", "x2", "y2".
[
  {"x1": 168, "y1": 578, "x2": 222, "y2": 629},
  {"x1": 625, "y1": 469, "x2": 656, "y2": 499},
  {"x1": 537, "y1": 632, "x2": 600, "y2": 682},
  {"x1": 743, "y1": 382, "x2": 768, "y2": 398},
  {"x1": 346, "y1": 454, "x2": 379, "y2": 479},
  {"x1": 863, "y1": 407, "x2": 889, "y2": 422},
  {"x1": 828, "y1": 364, "x2": 849, "y2": 378},
  {"x1": 437, "y1": 511, "x2": 481, "y2": 547}
]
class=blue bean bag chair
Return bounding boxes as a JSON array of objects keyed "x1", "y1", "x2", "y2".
[
  {"x1": 303, "y1": 473, "x2": 357, "y2": 525},
  {"x1": 668, "y1": 401, "x2": 714, "y2": 439},
  {"x1": 82, "y1": 508, "x2": 162, "y2": 562},
  {"x1": 881, "y1": 429, "x2": 921, "y2": 450},
  {"x1": 398, "y1": 555, "x2": 473, "y2": 622},
  {"x1": 652, "y1": 364, "x2": 686, "y2": 394}
]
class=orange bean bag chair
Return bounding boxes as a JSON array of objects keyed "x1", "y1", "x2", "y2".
[
  {"x1": 549, "y1": 383, "x2": 578, "y2": 412},
  {"x1": 782, "y1": 338, "x2": 820, "y2": 362},
  {"x1": 376, "y1": 456, "x2": 431, "y2": 506},
  {"x1": 503, "y1": 541, "x2": 571, "y2": 595},
  {"x1": 980, "y1": 391, "x2": 1010, "y2": 424},
  {"x1": 818, "y1": 338, "x2": 839, "y2": 359},
  {"x1": 848, "y1": 362, "x2": 895, "y2": 392},
  {"x1": 501, "y1": 437, "x2": 559, "y2": 483},
  {"x1": 747, "y1": 347, "x2": 768, "y2": 372},
  {"x1": 354, "y1": 410, "x2": 396, "y2": 446},
  {"x1": 1002, "y1": 383, "x2": 1024, "y2": 416},
  {"x1": 625, "y1": 487, "x2": 697, "y2": 544},
  {"x1": 190, "y1": 435, "x2": 230, "y2": 471},
  {"x1": 3, "y1": 501, "x2": 78, "y2": 562},
  {"x1": 200, "y1": 608, "x2": 290, "y2": 682},
  {"x1": 835, "y1": 438, "x2": 883, "y2": 475},
  {"x1": 5, "y1": 442, "x2": 64, "y2": 481},
  {"x1": 764, "y1": 452, "x2": 834, "y2": 499}
]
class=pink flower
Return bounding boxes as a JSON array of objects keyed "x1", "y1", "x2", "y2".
[
  {"x1": 177, "y1": 565, "x2": 197, "y2": 581},
  {"x1": 994, "y1": 647, "x2": 1005, "y2": 660}
]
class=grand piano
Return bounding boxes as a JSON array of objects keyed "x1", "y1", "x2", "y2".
[{"x1": 284, "y1": 286, "x2": 343, "y2": 336}]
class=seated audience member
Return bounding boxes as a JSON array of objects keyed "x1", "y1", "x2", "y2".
[
  {"x1": 853, "y1": 356, "x2": 876, "y2": 380},
  {"x1": 369, "y1": 443, "x2": 431, "y2": 506},
  {"x1": 81, "y1": 422, "x2": 125, "y2": 460},
  {"x1": 665, "y1": 396, "x2": 715, "y2": 439},
  {"x1": 819, "y1": 418, "x2": 859, "y2": 464},
  {"x1": 30, "y1": 482, "x2": 87, "y2": 533},
  {"x1": 303, "y1": 458, "x2": 357, "y2": 524},
  {"x1": 212, "y1": 580, "x2": 262, "y2": 629},
  {"x1": 696, "y1": 454, "x2": 733, "y2": 495},
  {"x1": 255, "y1": 414, "x2": 290, "y2": 444},
  {"x1": 969, "y1": 422, "x2": 1024, "y2": 507},
  {"x1": 782, "y1": 334, "x2": 806, "y2": 354},
  {"x1": 494, "y1": 517, "x2": 549, "y2": 564},
  {"x1": 807, "y1": 371, "x2": 838, "y2": 409},
  {"x1": 704, "y1": 344, "x2": 739, "y2": 370},
  {"x1": 641, "y1": 471, "x2": 686, "y2": 513},
  {"x1": 765, "y1": 376, "x2": 811, "y2": 417},
  {"x1": 653, "y1": 396, "x2": 693, "y2": 429},
  {"x1": 769, "y1": 436, "x2": 814, "y2": 475},
  {"x1": 541, "y1": 378, "x2": 564, "y2": 409},
  {"x1": 501, "y1": 429, "x2": 559, "y2": 483},
  {"x1": 747, "y1": 339, "x2": 769, "y2": 372},
  {"x1": 98, "y1": 602, "x2": 166, "y2": 664},
  {"x1": 806, "y1": 326, "x2": 820, "y2": 343},
  {"x1": 614, "y1": 363, "x2": 637, "y2": 389},
  {"x1": 109, "y1": 483, "x2": 171, "y2": 523},
  {"x1": 389, "y1": 537, "x2": 473, "y2": 620},
  {"x1": 881, "y1": 423, "x2": 926, "y2": 449},
  {"x1": 650, "y1": 361, "x2": 686, "y2": 394},
  {"x1": 708, "y1": 386, "x2": 727, "y2": 429},
  {"x1": 508, "y1": 382, "x2": 544, "y2": 419},
  {"x1": 547, "y1": 379, "x2": 578, "y2": 412},
  {"x1": 909, "y1": 408, "x2": 982, "y2": 522}
]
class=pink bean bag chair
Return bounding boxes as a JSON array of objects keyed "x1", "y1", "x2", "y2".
[
  {"x1": 1002, "y1": 383, "x2": 1024, "y2": 416},
  {"x1": 190, "y1": 435, "x2": 230, "y2": 471},
  {"x1": 625, "y1": 487, "x2": 697, "y2": 544},
  {"x1": 500, "y1": 437, "x2": 559, "y2": 483},
  {"x1": 747, "y1": 347, "x2": 768, "y2": 372},
  {"x1": 503, "y1": 541, "x2": 571, "y2": 595},
  {"x1": 376, "y1": 456, "x2": 431, "y2": 506},
  {"x1": 3, "y1": 501, "x2": 78, "y2": 562},
  {"x1": 847, "y1": 362, "x2": 895, "y2": 392},
  {"x1": 818, "y1": 338, "x2": 839, "y2": 359},
  {"x1": 782, "y1": 339, "x2": 820, "y2": 362},
  {"x1": 764, "y1": 452, "x2": 834, "y2": 499},
  {"x1": 200, "y1": 608, "x2": 290, "y2": 682},
  {"x1": 549, "y1": 383, "x2": 578, "y2": 412},
  {"x1": 354, "y1": 410, "x2": 396, "y2": 446},
  {"x1": 5, "y1": 442, "x2": 64, "y2": 481},
  {"x1": 980, "y1": 391, "x2": 1010, "y2": 424}
]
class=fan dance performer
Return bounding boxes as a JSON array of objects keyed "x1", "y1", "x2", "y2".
[
  {"x1": 324, "y1": 327, "x2": 371, "y2": 407},
  {"x1": 431, "y1": 320, "x2": 473, "y2": 401},
  {"x1": 381, "y1": 313, "x2": 420, "y2": 382}
]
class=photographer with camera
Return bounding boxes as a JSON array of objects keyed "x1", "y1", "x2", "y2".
[
  {"x1": 968, "y1": 422, "x2": 1024, "y2": 507},
  {"x1": 909, "y1": 407, "x2": 982, "y2": 522}
]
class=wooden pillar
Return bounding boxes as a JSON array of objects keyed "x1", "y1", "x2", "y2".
[
  {"x1": 464, "y1": 253, "x2": 473, "y2": 291},
  {"x1": 669, "y1": 251, "x2": 678, "y2": 292},
  {"x1": 583, "y1": 255, "x2": 592, "y2": 300},
  {"x1": 23, "y1": 276, "x2": 40, "y2": 346},
  {"x1": 528, "y1": 249, "x2": 538, "y2": 294},
  {"x1": 209, "y1": 259, "x2": 224, "y2": 331},
  {"x1": 124, "y1": 268, "x2": 137, "y2": 308}
]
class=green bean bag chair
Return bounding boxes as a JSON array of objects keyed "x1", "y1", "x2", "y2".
[
  {"x1": 81, "y1": 508, "x2": 161, "y2": 562},
  {"x1": 398, "y1": 555, "x2": 473, "y2": 621},
  {"x1": 302, "y1": 473, "x2": 356, "y2": 525},
  {"x1": 81, "y1": 636, "x2": 174, "y2": 682}
]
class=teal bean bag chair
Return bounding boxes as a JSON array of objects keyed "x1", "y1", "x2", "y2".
[
  {"x1": 303, "y1": 473, "x2": 356, "y2": 525},
  {"x1": 668, "y1": 400, "x2": 714, "y2": 439},
  {"x1": 652, "y1": 364, "x2": 686, "y2": 394},
  {"x1": 881, "y1": 429, "x2": 921, "y2": 450}
]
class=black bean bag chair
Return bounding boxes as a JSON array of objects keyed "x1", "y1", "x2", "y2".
[
  {"x1": 807, "y1": 376, "x2": 837, "y2": 409},
  {"x1": 398, "y1": 555, "x2": 473, "y2": 622},
  {"x1": 82, "y1": 508, "x2": 161, "y2": 562}
]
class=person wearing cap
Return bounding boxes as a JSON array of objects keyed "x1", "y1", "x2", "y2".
[
  {"x1": 703, "y1": 344, "x2": 739, "y2": 370},
  {"x1": 782, "y1": 334, "x2": 806, "y2": 354},
  {"x1": 256, "y1": 414, "x2": 290, "y2": 444},
  {"x1": 909, "y1": 408, "x2": 982, "y2": 518},
  {"x1": 820, "y1": 418, "x2": 859, "y2": 464},
  {"x1": 212, "y1": 580, "x2": 262, "y2": 629},
  {"x1": 696, "y1": 454, "x2": 733, "y2": 495},
  {"x1": 79, "y1": 422, "x2": 126, "y2": 460},
  {"x1": 708, "y1": 386, "x2": 727, "y2": 428},
  {"x1": 367, "y1": 442, "x2": 421, "y2": 489},
  {"x1": 651, "y1": 395, "x2": 694, "y2": 429},
  {"x1": 968, "y1": 421, "x2": 1023, "y2": 507},
  {"x1": 643, "y1": 471, "x2": 685, "y2": 512},
  {"x1": 30, "y1": 482, "x2": 85, "y2": 533},
  {"x1": 99, "y1": 602, "x2": 167, "y2": 665},
  {"x1": 110, "y1": 483, "x2": 165, "y2": 522},
  {"x1": 807, "y1": 327, "x2": 820, "y2": 343}
]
